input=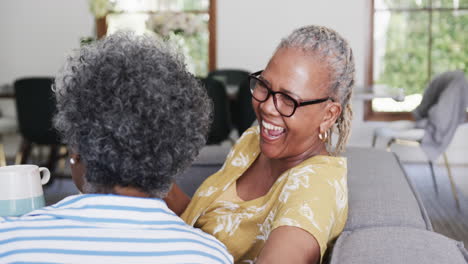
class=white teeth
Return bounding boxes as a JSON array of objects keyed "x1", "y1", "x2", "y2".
[{"x1": 262, "y1": 120, "x2": 285, "y2": 131}]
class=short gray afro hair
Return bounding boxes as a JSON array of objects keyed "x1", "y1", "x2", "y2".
[{"x1": 54, "y1": 31, "x2": 211, "y2": 197}]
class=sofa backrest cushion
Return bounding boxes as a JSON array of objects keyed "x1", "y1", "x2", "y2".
[{"x1": 343, "y1": 147, "x2": 432, "y2": 230}]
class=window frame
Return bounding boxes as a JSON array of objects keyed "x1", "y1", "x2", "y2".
[
  {"x1": 95, "y1": 0, "x2": 217, "y2": 72},
  {"x1": 365, "y1": 0, "x2": 468, "y2": 121}
]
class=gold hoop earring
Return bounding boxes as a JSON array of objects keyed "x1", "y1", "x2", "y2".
[{"x1": 318, "y1": 131, "x2": 328, "y2": 142}]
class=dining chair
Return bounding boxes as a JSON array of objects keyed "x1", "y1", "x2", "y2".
[
  {"x1": 0, "y1": 86, "x2": 18, "y2": 166},
  {"x1": 207, "y1": 69, "x2": 250, "y2": 94},
  {"x1": 199, "y1": 77, "x2": 232, "y2": 145},
  {"x1": 14, "y1": 77, "x2": 66, "y2": 175},
  {"x1": 0, "y1": 116, "x2": 17, "y2": 166},
  {"x1": 372, "y1": 70, "x2": 468, "y2": 210},
  {"x1": 207, "y1": 69, "x2": 250, "y2": 136},
  {"x1": 235, "y1": 78, "x2": 256, "y2": 136}
]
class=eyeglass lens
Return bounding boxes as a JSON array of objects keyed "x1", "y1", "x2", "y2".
[{"x1": 249, "y1": 77, "x2": 296, "y2": 117}]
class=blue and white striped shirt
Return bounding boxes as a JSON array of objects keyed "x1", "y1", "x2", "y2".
[{"x1": 0, "y1": 194, "x2": 233, "y2": 264}]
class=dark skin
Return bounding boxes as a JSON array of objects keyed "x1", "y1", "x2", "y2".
[
  {"x1": 69, "y1": 152, "x2": 155, "y2": 198},
  {"x1": 164, "y1": 184, "x2": 191, "y2": 215}
]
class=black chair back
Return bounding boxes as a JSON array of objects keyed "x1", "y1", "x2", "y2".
[
  {"x1": 207, "y1": 69, "x2": 250, "y2": 87},
  {"x1": 236, "y1": 78, "x2": 256, "y2": 136},
  {"x1": 207, "y1": 69, "x2": 251, "y2": 136},
  {"x1": 200, "y1": 77, "x2": 232, "y2": 145},
  {"x1": 14, "y1": 77, "x2": 61, "y2": 145}
]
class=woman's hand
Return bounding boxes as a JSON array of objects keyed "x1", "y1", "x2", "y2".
[
  {"x1": 164, "y1": 183, "x2": 191, "y2": 216},
  {"x1": 256, "y1": 226, "x2": 320, "y2": 264}
]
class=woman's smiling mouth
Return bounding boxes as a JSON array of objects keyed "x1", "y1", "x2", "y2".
[{"x1": 261, "y1": 120, "x2": 286, "y2": 140}]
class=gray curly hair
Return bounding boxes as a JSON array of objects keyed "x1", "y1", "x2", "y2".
[
  {"x1": 278, "y1": 25, "x2": 355, "y2": 155},
  {"x1": 53, "y1": 31, "x2": 211, "y2": 198}
]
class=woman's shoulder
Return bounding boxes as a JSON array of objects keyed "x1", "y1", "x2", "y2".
[
  {"x1": 272, "y1": 155, "x2": 348, "y2": 233},
  {"x1": 304, "y1": 155, "x2": 347, "y2": 168},
  {"x1": 289, "y1": 155, "x2": 347, "y2": 180},
  {"x1": 275, "y1": 155, "x2": 347, "y2": 202}
]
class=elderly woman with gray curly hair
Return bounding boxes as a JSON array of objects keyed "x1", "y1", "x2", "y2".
[{"x1": 0, "y1": 32, "x2": 233, "y2": 264}]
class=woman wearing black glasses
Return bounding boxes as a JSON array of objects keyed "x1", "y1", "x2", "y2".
[{"x1": 177, "y1": 25, "x2": 354, "y2": 264}]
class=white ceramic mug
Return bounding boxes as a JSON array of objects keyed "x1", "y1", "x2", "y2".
[{"x1": 0, "y1": 165, "x2": 50, "y2": 216}]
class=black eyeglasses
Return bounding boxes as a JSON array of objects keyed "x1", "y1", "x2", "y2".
[{"x1": 248, "y1": 70, "x2": 333, "y2": 117}]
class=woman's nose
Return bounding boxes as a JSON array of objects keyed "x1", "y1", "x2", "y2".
[{"x1": 260, "y1": 94, "x2": 280, "y2": 116}]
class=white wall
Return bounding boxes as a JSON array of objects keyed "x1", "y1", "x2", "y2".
[
  {"x1": 0, "y1": 0, "x2": 94, "y2": 85},
  {"x1": 217, "y1": 0, "x2": 367, "y2": 86}
]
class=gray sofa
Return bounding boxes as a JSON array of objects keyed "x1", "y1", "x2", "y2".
[{"x1": 177, "y1": 146, "x2": 468, "y2": 264}]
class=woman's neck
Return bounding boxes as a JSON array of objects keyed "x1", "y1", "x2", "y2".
[
  {"x1": 266, "y1": 144, "x2": 329, "y2": 179},
  {"x1": 112, "y1": 185, "x2": 151, "y2": 198}
]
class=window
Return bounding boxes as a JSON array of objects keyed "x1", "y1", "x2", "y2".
[
  {"x1": 366, "y1": 0, "x2": 468, "y2": 120},
  {"x1": 95, "y1": 0, "x2": 216, "y2": 76}
]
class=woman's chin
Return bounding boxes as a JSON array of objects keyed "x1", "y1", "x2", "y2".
[
  {"x1": 259, "y1": 126, "x2": 288, "y2": 159},
  {"x1": 259, "y1": 140, "x2": 283, "y2": 160}
]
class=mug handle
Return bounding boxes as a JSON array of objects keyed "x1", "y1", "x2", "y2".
[{"x1": 39, "y1": 167, "x2": 51, "y2": 185}]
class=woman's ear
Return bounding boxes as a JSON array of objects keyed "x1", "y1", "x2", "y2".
[
  {"x1": 68, "y1": 150, "x2": 86, "y2": 193},
  {"x1": 320, "y1": 102, "x2": 342, "y2": 133},
  {"x1": 69, "y1": 153, "x2": 80, "y2": 165}
]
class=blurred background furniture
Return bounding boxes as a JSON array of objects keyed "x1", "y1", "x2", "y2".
[
  {"x1": 207, "y1": 69, "x2": 250, "y2": 97},
  {"x1": 0, "y1": 116, "x2": 17, "y2": 166},
  {"x1": 206, "y1": 69, "x2": 253, "y2": 136},
  {"x1": 235, "y1": 78, "x2": 256, "y2": 136},
  {"x1": 372, "y1": 71, "x2": 468, "y2": 210},
  {"x1": 0, "y1": 84, "x2": 17, "y2": 166},
  {"x1": 14, "y1": 77, "x2": 66, "y2": 175},
  {"x1": 199, "y1": 77, "x2": 232, "y2": 145}
]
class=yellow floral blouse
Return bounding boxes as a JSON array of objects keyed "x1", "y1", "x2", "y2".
[{"x1": 181, "y1": 126, "x2": 348, "y2": 263}]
